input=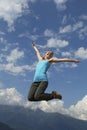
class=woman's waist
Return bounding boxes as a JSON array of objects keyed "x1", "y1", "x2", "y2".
[{"x1": 33, "y1": 74, "x2": 48, "y2": 82}]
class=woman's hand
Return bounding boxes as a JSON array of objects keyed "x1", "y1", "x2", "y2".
[
  {"x1": 32, "y1": 41, "x2": 36, "y2": 47},
  {"x1": 74, "y1": 60, "x2": 80, "y2": 63}
]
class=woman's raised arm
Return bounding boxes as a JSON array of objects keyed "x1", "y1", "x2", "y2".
[{"x1": 32, "y1": 42, "x2": 42, "y2": 60}]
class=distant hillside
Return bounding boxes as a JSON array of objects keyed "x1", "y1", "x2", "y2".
[
  {"x1": 0, "y1": 122, "x2": 14, "y2": 130},
  {"x1": 0, "y1": 105, "x2": 87, "y2": 130}
]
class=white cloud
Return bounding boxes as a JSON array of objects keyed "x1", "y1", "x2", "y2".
[
  {"x1": 29, "y1": 0, "x2": 36, "y2": 2},
  {"x1": 25, "y1": 100, "x2": 67, "y2": 114},
  {"x1": 54, "y1": 62, "x2": 78, "y2": 72},
  {"x1": 0, "y1": 54, "x2": 4, "y2": 62},
  {"x1": 53, "y1": 0, "x2": 68, "y2": 11},
  {"x1": 1, "y1": 63, "x2": 25, "y2": 75},
  {"x1": 0, "y1": 0, "x2": 29, "y2": 31},
  {"x1": 20, "y1": 94, "x2": 87, "y2": 120},
  {"x1": 59, "y1": 21, "x2": 84, "y2": 34},
  {"x1": 44, "y1": 29, "x2": 54, "y2": 37},
  {"x1": 73, "y1": 21, "x2": 83, "y2": 31},
  {"x1": 6, "y1": 48, "x2": 24, "y2": 63},
  {"x1": 62, "y1": 15, "x2": 67, "y2": 24},
  {"x1": 0, "y1": 62, "x2": 36, "y2": 76},
  {"x1": 19, "y1": 32, "x2": 39, "y2": 41},
  {"x1": 59, "y1": 25, "x2": 72, "y2": 33},
  {"x1": 47, "y1": 38, "x2": 69, "y2": 48},
  {"x1": 79, "y1": 15, "x2": 87, "y2": 20},
  {"x1": 0, "y1": 87, "x2": 87, "y2": 120},
  {"x1": 0, "y1": 37, "x2": 7, "y2": 44},
  {"x1": 78, "y1": 26, "x2": 87, "y2": 40},
  {"x1": 0, "y1": 88, "x2": 25, "y2": 106},
  {"x1": 69, "y1": 95, "x2": 87, "y2": 120},
  {"x1": 0, "y1": 31, "x2": 5, "y2": 35},
  {"x1": 0, "y1": 45, "x2": 37, "y2": 76},
  {"x1": 75, "y1": 47, "x2": 87, "y2": 60},
  {"x1": 61, "y1": 51, "x2": 72, "y2": 57}
]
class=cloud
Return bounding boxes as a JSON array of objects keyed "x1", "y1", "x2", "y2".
[
  {"x1": 78, "y1": 26, "x2": 87, "y2": 40},
  {"x1": 0, "y1": 54, "x2": 4, "y2": 62},
  {"x1": 59, "y1": 21, "x2": 84, "y2": 34},
  {"x1": 6, "y1": 48, "x2": 24, "y2": 63},
  {"x1": 61, "y1": 51, "x2": 72, "y2": 57},
  {"x1": 75, "y1": 47, "x2": 87, "y2": 60},
  {"x1": 0, "y1": 0, "x2": 29, "y2": 31},
  {"x1": 25, "y1": 100, "x2": 67, "y2": 114},
  {"x1": 61, "y1": 15, "x2": 67, "y2": 24},
  {"x1": 0, "y1": 31, "x2": 5, "y2": 35},
  {"x1": 53, "y1": 0, "x2": 68, "y2": 11},
  {"x1": 69, "y1": 95, "x2": 87, "y2": 120},
  {"x1": 73, "y1": 21, "x2": 84, "y2": 31},
  {"x1": 19, "y1": 32, "x2": 39, "y2": 41},
  {"x1": 29, "y1": 0, "x2": 36, "y2": 2},
  {"x1": 61, "y1": 47, "x2": 87, "y2": 61},
  {"x1": 0, "y1": 46, "x2": 37, "y2": 75},
  {"x1": 44, "y1": 29, "x2": 54, "y2": 37},
  {"x1": 79, "y1": 15, "x2": 87, "y2": 20},
  {"x1": 18, "y1": 94, "x2": 87, "y2": 120},
  {"x1": 0, "y1": 62, "x2": 36, "y2": 76},
  {"x1": 0, "y1": 87, "x2": 87, "y2": 120},
  {"x1": 0, "y1": 63, "x2": 25, "y2": 75},
  {"x1": 59, "y1": 25, "x2": 72, "y2": 33},
  {"x1": 0, "y1": 37, "x2": 7, "y2": 44},
  {"x1": 0, "y1": 88, "x2": 25, "y2": 106},
  {"x1": 54, "y1": 62, "x2": 78, "y2": 72},
  {"x1": 47, "y1": 38, "x2": 69, "y2": 48},
  {"x1": 0, "y1": 87, "x2": 67, "y2": 114}
]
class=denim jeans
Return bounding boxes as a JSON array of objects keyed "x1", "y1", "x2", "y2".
[{"x1": 28, "y1": 81, "x2": 54, "y2": 101}]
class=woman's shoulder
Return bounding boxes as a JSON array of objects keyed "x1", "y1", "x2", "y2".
[{"x1": 48, "y1": 57, "x2": 57, "y2": 64}]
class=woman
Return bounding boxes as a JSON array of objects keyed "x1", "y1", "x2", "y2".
[{"x1": 28, "y1": 42, "x2": 80, "y2": 101}]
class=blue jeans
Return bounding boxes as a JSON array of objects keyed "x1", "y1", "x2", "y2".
[{"x1": 28, "y1": 81, "x2": 54, "y2": 101}]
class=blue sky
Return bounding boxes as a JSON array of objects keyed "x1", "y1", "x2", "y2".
[{"x1": 0, "y1": 0, "x2": 87, "y2": 120}]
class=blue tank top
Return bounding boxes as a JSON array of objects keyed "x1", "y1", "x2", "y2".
[{"x1": 33, "y1": 60, "x2": 50, "y2": 82}]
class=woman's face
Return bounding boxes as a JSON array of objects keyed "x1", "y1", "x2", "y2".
[{"x1": 44, "y1": 51, "x2": 53, "y2": 59}]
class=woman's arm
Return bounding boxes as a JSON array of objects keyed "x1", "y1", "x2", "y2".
[
  {"x1": 49, "y1": 57, "x2": 80, "y2": 63},
  {"x1": 32, "y1": 42, "x2": 42, "y2": 60}
]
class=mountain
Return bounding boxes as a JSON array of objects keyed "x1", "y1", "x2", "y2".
[
  {"x1": 0, "y1": 105, "x2": 87, "y2": 130},
  {"x1": 0, "y1": 122, "x2": 15, "y2": 130}
]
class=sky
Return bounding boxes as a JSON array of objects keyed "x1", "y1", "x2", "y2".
[{"x1": 0, "y1": 0, "x2": 87, "y2": 120}]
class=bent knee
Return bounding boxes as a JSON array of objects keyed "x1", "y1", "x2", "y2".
[
  {"x1": 34, "y1": 94, "x2": 40, "y2": 101},
  {"x1": 27, "y1": 95, "x2": 34, "y2": 101}
]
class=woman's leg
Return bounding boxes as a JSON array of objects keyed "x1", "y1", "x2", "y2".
[
  {"x1": 34, "y1": 81, "x2": 54, "y2": 101},
  {"x1": 27, "y1": 82, "x2": 40, "y2": 101}
]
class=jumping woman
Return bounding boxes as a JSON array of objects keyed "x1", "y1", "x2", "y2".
[{"x1": 28, "y1": 42, "x2": 80, "y2": 101}]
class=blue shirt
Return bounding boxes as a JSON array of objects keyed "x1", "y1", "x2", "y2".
[{"x1": 33, "y1": 60, "x2": 50, "y2": 82}]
